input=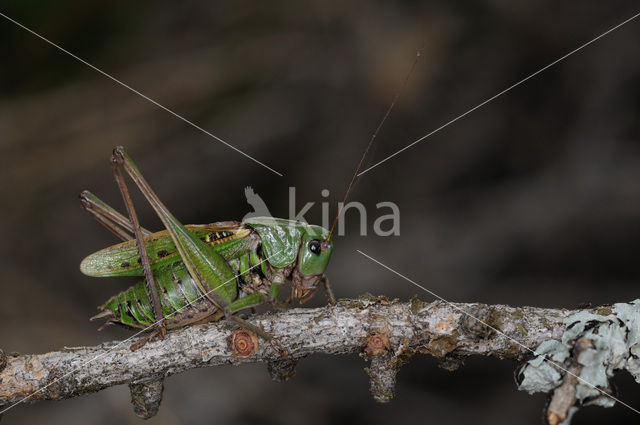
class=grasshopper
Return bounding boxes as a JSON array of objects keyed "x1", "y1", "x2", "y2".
[
  {"x1": 80, "y1": 146, "x2": 335, "y2": 349},
  {"x1": 80, "y1": 53, "x2": 414, "y2": 349}
]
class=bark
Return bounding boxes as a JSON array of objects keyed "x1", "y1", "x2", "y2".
[{"x1": 0, "y1": 296, "x2": 627, "y2": 420}]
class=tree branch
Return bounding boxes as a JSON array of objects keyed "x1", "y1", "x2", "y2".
[{"x1": 0, "y1": 296, "x2": 637, "y2": 422}]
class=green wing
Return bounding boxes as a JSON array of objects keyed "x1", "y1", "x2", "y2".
[{"x1": 80, "y1": 223, "x2": 250, "y2": 277}]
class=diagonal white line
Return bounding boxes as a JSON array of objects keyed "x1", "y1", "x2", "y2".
[
  {"x1": 0, "y1": 249, "x2": 284, "y2": 415},
  {"x1": 357, "y1": 10, "x2": 640, "y2": 177},
  {"x1": 356, "y1": 249, "x2": 640, "y2": 416},
  {"x1": 0, "y1": 11, "x2": 283, "y2": 177}
]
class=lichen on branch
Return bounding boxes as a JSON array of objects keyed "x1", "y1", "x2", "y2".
[{"x1": 516, "y1": 299, "x2": 640, "y2": 424}]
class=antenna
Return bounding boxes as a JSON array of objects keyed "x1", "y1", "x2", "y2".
[{"x1": 328, "y1": 50, "x2": 421, "y2": 239}]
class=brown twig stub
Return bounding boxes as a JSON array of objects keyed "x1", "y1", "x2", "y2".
[
  {"x1": 230, "y1": 329, "x2": 259, "y2": 358},
  {"x1": 546, "y1": 337, "x2": 592, "y2": 425},
  {"x1": 364, "y1": 334, "x2": 390, "y2": 357},
  {"x1": 268, "y1": 358, "x2": 299, "y2": 382},
  {"x1": 364, "y1": 332, "x2": 396, "y2": 401},
  {"x1": 129, "y1": 377, "x2": 164, "y2": 419},
  {"x1": 365, "y1": 354, "x2": 398, "y2": 403}
]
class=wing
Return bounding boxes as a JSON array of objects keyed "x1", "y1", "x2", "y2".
[{"x1": 80, "y1": 222, "x2": 250, "y2": 277}]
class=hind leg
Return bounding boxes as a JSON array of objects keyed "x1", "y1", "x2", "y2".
[
  {"x1": 80, "y1": 190, "x2": 151, "y2": 241},
  {"x1": 109, "y1": 150, "x2": 166, "y2": 346}
]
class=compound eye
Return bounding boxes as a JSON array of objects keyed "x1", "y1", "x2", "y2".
[{"x1": 308, "y1": 239, "x2": 321, "y2": 255}]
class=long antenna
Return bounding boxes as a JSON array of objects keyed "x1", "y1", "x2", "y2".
[{"x1": 328, "y1": 50, "x2": 421, "y2": 239}]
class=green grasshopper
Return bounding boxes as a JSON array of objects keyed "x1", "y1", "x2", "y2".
[
  {"x1": 80, "y1": 146, "x2": 335, "y2": 349},
  {"x1": 80, "y1": 52, "x2": 412, "y2": 349}
]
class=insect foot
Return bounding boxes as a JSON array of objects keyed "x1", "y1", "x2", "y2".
[
  {"x1": 230, "y1": 329, "x2": 259, "y2": 358},
  {"x1": 363, "y1": 333, "x2": 398, "y2": 403},
  {"x1": 110, "y1": 145, "x2": 126, "y2": 164},
  {"x1": 129, "y1": 377, "x2": 164, "y2": 419}
]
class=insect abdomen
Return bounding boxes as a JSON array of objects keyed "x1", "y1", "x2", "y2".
[{"x1": 97, "y1": 262, "x2": 217, "y2": 328}]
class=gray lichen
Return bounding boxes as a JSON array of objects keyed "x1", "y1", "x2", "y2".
[{"x1": 516, "y1": 299, "x2": 640, "y2": 423}]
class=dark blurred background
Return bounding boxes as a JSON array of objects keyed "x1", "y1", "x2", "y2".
[{"x1": 1, "y1": 1, "x2": 639, "y2": 424}]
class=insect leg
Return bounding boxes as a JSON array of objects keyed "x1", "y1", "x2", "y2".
[
  {"x1": 322, "y1": 276, "x2": 336, "y2": 305},
  {"x1": 80, "y1": 190, "x2": 151, "y2": 241},
  {"x1": 266, "y1": 283, "x2": 290, "y2": 311},
  {"x1": 269, "y1": 282, "x2": 282, "y2": 300},
  {"x1": 225, "y1": 294, "x2": 271, "y2": 340},
  {"x1": 109, "y1": 151, "x2": 166, "y2": 344},
  {"x1": 298, "y1": 288, "x2": 319, "y2": 305},
  {"x1": 110, "y1": 147, "x2": 236, "y2": 311},
  {"x1": 112, "y1": 147, "x2": 276, "y2": 348},
  {"x1": 227, "y1": 292, "x2": 266, "y2": 312},
  {"x1": 226, "y1": 296, "x2": 289, "y2": 356}
]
